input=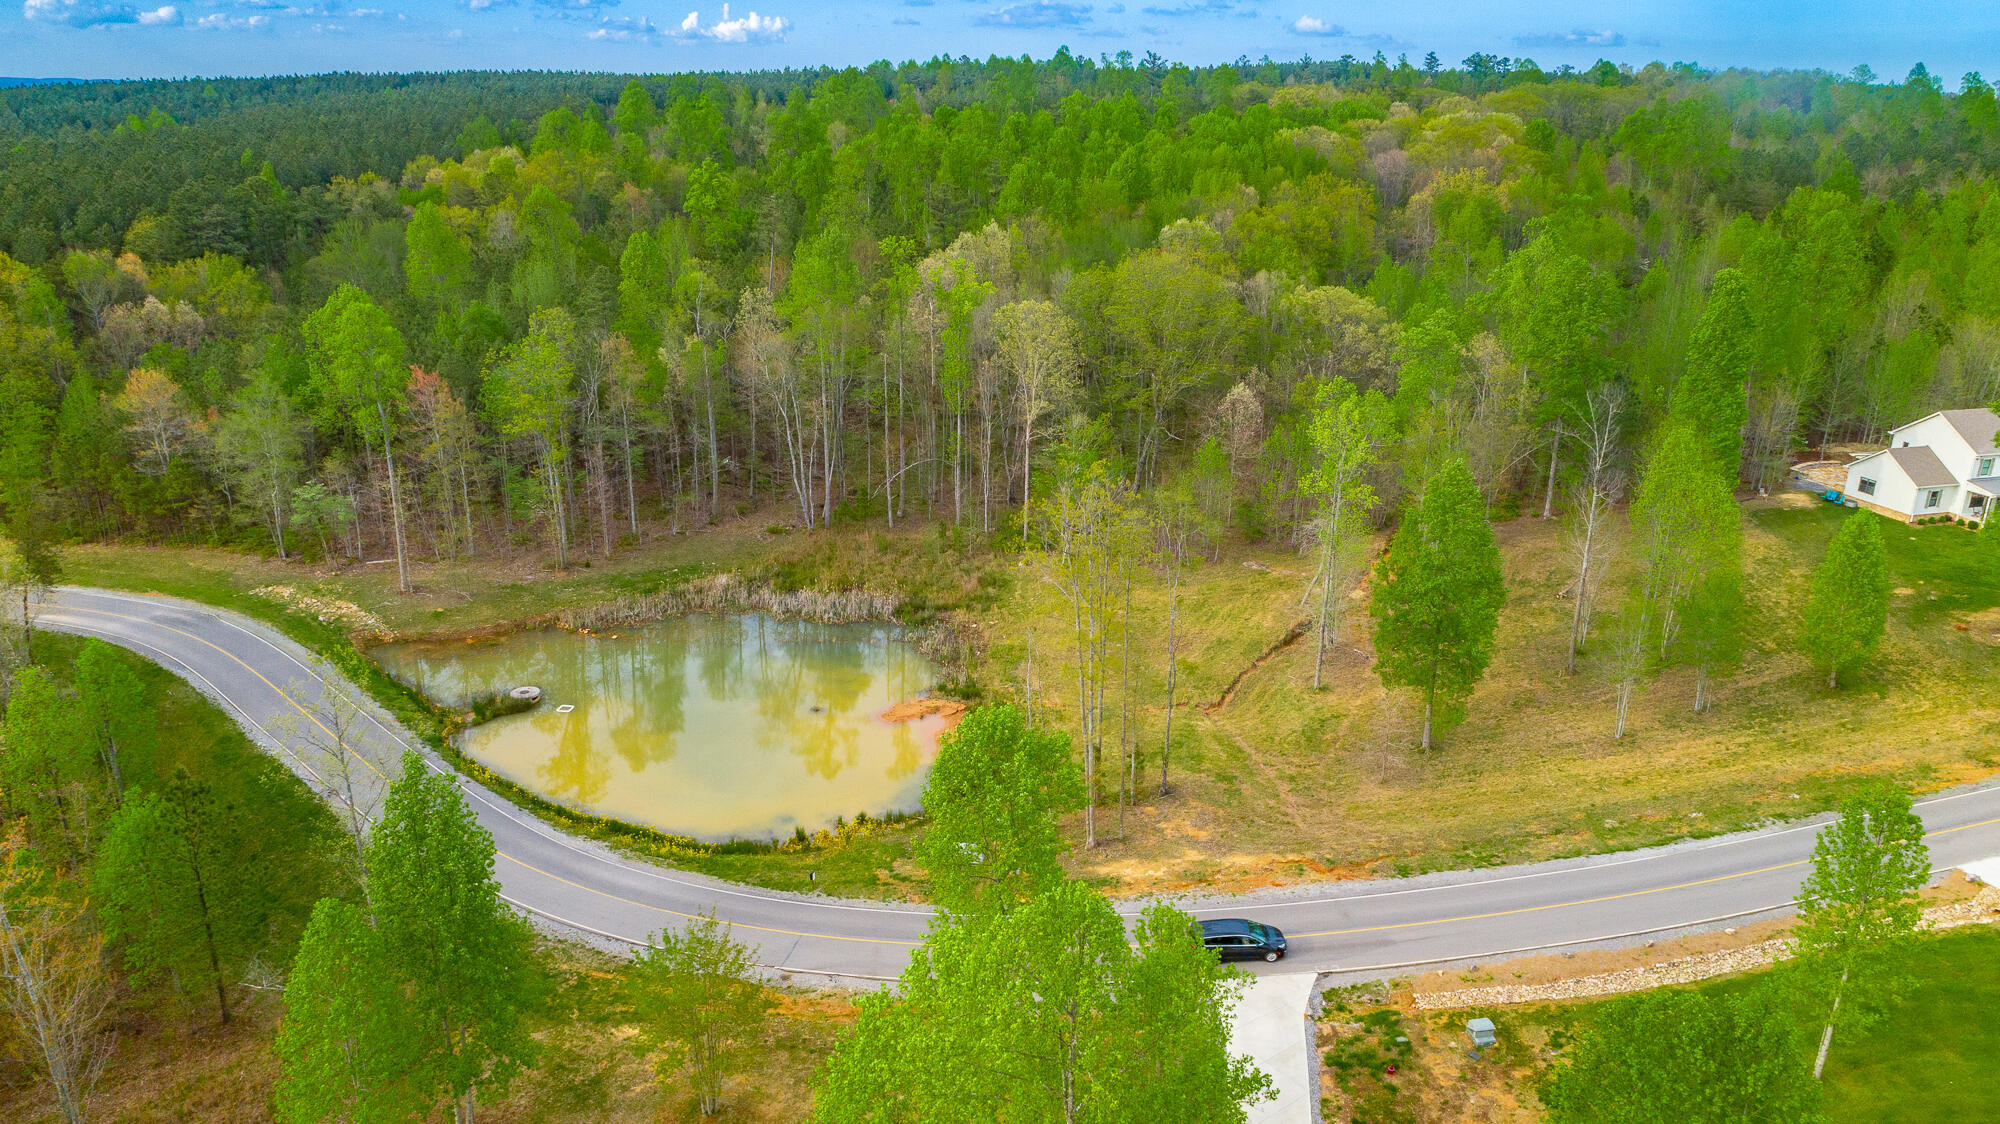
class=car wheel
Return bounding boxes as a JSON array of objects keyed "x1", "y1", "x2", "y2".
[{"x1": 1263, "y1": 950, "x2": 1279, "y2": 962}]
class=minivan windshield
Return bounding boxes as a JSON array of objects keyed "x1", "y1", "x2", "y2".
[{"x1": 1249, "y1": 922, "x2": 1275, "y2": 940}]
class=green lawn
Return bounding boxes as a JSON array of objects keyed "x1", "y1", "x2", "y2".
[
  {"x1": 1750, "y1": 505, "x2": 2000, "y2": 627},
  {"x1": 1816, "y1": 926, "x2": 2000, "y2": 1121}
]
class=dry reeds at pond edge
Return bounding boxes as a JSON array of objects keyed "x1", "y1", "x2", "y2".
[{"x1": 551, "y1": 573, "x2": 900, "y2": 631}]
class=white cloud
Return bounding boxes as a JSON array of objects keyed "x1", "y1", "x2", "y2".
[
  {"x1": 137, "y1": 3, "x2": 177, "y2": 21},
  {"x1": 1514, "y1": 28, "x2": 1628, "y2": 48},
  {"x1": 590, "y1": 13, "x2": 660, "y2": 38},
  {"x1": 672, "y1": 3, "x2": 788, "y2": 41},
  {"x1": 196, "y1": 11, "x2": 269, "y2": 27},
  {"x1": 23, "y1": 0, "x2": 143, "y2": 26},
  {"x1": 976, "y1": 1, "x2": 1090, "y2": 27},
  {"x1": 1289, "y1": 14, "x2": 1341, "y2": 36}
]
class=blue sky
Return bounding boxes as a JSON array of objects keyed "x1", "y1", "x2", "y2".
[{"x1": 3, "y1": 0, "x2": 1994, "y2": 85}]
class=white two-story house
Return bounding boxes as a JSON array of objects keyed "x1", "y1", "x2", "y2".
[{"x1": 1842, "y1": 408, "x2": 2000, "y2": 523}]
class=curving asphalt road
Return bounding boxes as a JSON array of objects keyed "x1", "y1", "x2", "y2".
[{"x1": 37, "y1": 586, "x2": 2000, "y2": 984}]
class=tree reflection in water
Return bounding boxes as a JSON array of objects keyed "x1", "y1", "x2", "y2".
[{"x1": 371, "y1": 614, "x2": 949, "y2": 840}]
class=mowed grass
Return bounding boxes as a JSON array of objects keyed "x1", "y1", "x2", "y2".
[
  {"x1": 55, "y1": 496, "x2": 2000, "y2": 898},
  {"x1": 1326, "y1": 925, "x2": 2000, "y2": 1124},
  {"x1": 1816, "y1": 925, "x2": 2000, "y2": 1120}
]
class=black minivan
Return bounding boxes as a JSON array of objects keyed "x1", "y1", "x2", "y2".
[{"x1": 1198, "y1": 918, "x2": 1288, "y2": 962}]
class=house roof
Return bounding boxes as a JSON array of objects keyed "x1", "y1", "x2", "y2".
[
  {"x1": 1889, "y1": 445, "x2": 1957, "y2": 488},
  {"x1": 1966, "y1": 476, "x2": 2000, "y2": 497},
  {"x1": 1939, "y1": 408, "x2": 2000, "y2": 454}
]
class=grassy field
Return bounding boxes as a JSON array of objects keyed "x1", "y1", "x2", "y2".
[
  {"x1": 1317, "y1": 924, "x2": 2000, "y2": 1123},
  {"x1": 53, "y1": 494, "x2": 2000, "y2": 898}
]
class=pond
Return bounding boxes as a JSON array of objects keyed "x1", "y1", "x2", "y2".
[{"x1": 372, "y1": 614, "x2": 948, "y2": 841}]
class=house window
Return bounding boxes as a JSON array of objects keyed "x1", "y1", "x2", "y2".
[
  {"x1": 1981, "y1": 457, "x2": 1995, "y2": 476},
  {"x1": 1926, "y1": 489, "x2": 1943, "y2": 509},
  {"x1": 1858, "y1": 477, "x2": 1877, "y2": 496}
]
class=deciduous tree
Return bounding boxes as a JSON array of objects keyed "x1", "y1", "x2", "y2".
[
  {"x1": 0, "y1": 825, "x2": 109, "y2": 1124},
  {"x1": 1800, "y1": 515, "x2": 1890, "y2": 689},
  {"x1": 275, "y1": 897, "x2": 425, "y2": 1124},
  {"x1": 367, "y1": 752, "x2": 538, "y2": 1123},
  {"x1": 914, "y1": 703, "x2": 1084, "y2": 916},
  {"x1": 1544, "y1": 986, "x2": 1823, "y2": 1124},
  {"x1": 628, "y1": 911, "x2": 771, "y2": 1118},
  {"x1": 1793, "y1": 785, "x2": 1929, "y2": 1080},
  {"x1": 1369, "y1": 456, "x2": 1505, "y2": 749},
  {"x1": 813, "y1": 882, "x2": 1270, "y2": 1124}
]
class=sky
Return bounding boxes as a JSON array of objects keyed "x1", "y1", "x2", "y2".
[{"x1": 3, "y1": 0, "x2": 1995, "y2": 85}]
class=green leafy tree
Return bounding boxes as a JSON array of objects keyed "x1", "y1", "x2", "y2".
[
  {"x1": 94, "y1": 771, "x2": 256, "y2": 1024},
  {"x1": 302, "y1": 285, "x2": 413, "y2": 592},
  {"x1": 1800, "y1": 515, "x2": 1890, "y2": 689},
  {"x1": 367, "y1": 752, "x2": 538, "y2": 1123},
  {"x1": 0, "y1": 666, "x2": 97, "y2": 868},
  {"x1": 1369, "y1": 456, "x2": 1506, "y2": 749},
  {"x1": 1628, "y1": 422, "x2": 1744, "y2": 715},
  {"x1": 1493, "y1": 233, "x2": 1616, "y2": 517},
  {"x1": 75, "y1": 637, "x2": 152, "y2": 803},
  {"x1": 1543, "y1": 985, "x2": 1824, "y2": 1123},
  {"x1": 276, "y1": 897, "x2": 426, "y2": 1124},
  {"x1": 813, "y1": 881, "x2": 1270, "y2": 1124},
  {"x1": 1793, "y1": 785, "x2": 1929, "y2": 1080},
  {"x1": 403, "y1": 201, "x2": 473, "y2": 314},
  {"x1": 913, "y1": 703, "x2": 1085, "y2": 917},
  {"x1": 214, "y1": 373, "x2": 306, "y2": 558},
  {"x1": 628, "y1": 911, "x2": 771, "y2": 1118},
  {"x1": 289, "y1": 481, "x2": 355, "y2": 562},
  {"x1": 1671, "y1": 267, "x2": 1755, "y2": 484},
  {"x1": 485, "y1": 307, "x2": 577, "y2": 569}
]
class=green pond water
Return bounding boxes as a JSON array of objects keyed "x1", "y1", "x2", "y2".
[{"x1": 372, "y1": 615, "x2": 946, "y2": 841}]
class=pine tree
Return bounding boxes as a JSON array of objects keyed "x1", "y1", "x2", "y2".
[
  {"x1": 94, "y1": 771, "x2": 256, "y2": 1024},
  {"x1": 1801, "y1": 515, "x2": 1890, "y2": 689},
  {"x1": 1369, "y1": 456, "x2": 1506, "y2": 749}
]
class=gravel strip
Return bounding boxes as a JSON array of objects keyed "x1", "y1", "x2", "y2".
[{"x1": 1412, "y1": 888, "x2": 2000, "y2": 1010}]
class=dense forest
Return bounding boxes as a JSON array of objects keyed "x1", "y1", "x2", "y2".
[{"x1": 0, "y1": 56, "x2": 1997, "y2": 698}]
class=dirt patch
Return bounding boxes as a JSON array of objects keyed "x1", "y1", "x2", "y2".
[
  {"x1": 1963, "y1": 606, "x2": 2000, "y2": 644},
  {"x1": 880, "y1": 696, "x2": 968, "y2": 726}
]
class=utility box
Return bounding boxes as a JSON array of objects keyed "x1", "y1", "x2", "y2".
[{"x1": 1466, "y1": 1017, "x2": 1497, "y2": 1049}]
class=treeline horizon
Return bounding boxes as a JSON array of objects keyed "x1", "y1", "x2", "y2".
[{"x1": 0, "y1": 52, "x2": 1995, "y2": 583}]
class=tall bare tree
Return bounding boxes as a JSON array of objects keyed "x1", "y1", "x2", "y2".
[
  {"x1": 1564, "y1": 385, "x2": 1626, "y2": 674},
  {"x1": 0, "y1": 826, "x2": 110, "y2": 1124},
  {"x1": 1301, "y1": 381, "x2": 1389, "y2": 689},
  {"x1": 993, "y1": 299, "x2": 1079, "y2": 547}
]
